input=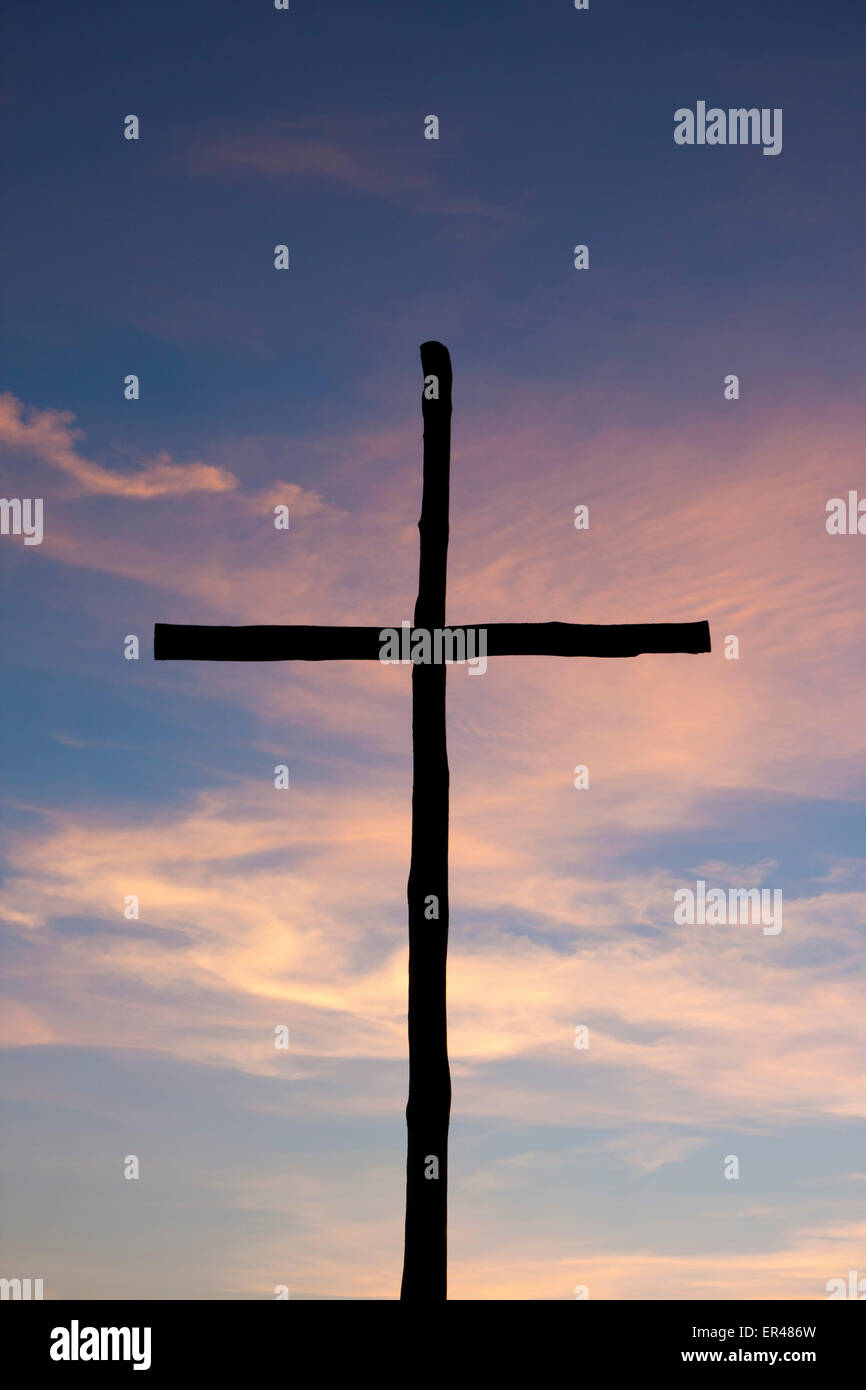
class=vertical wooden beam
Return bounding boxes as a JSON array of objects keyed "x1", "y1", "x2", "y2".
[{"x1": 400, "y1": 341, "x2": 453, "y2": 1301}]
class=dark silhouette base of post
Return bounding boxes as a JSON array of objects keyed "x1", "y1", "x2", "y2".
[{"x1": 153, "y1": 340, "x2": 712, "y2": 1301}]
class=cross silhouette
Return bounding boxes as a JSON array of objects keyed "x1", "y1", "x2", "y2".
[{"x1": 154, "y1": 341, "x2": 711, "y2": 1302}]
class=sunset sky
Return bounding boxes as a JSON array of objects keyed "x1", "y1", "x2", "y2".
[{"x1": 1, "y1": 0, "x2": 864, "y2": 1299}]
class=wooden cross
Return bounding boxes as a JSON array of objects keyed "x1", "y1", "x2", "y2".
[{"x1": 154, "y1": 341, "x2": 711, "y2": 1302}]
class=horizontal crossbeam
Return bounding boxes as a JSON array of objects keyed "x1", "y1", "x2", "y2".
[{"x1": 154, "y1": 620, "x2": 711, "y2": 662}]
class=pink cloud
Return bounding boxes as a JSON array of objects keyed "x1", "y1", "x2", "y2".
[
  {"x1": 0, "y1": 392, "x2": 238, "y2": 497},
  {"x1": 3, "y1": 379, "x2": 864, "y2": 1299}
]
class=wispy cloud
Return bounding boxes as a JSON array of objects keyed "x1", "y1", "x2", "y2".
[
  {"x1": 0, "y1": 393, "x2": 237, "y2": 498},
  {"x1": 185, "y1": 116, "x2": 514, "y2": 221},
  {"x1": 3, "y1": 379, "x2": 864, "y2": 1299}
]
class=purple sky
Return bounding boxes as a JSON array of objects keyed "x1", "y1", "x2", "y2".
[{"x1": 1, "y1": 0, "x2": 864, "y2": 1299}]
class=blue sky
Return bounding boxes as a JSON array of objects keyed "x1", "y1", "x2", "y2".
[{"x1": 1, "y1": 0, "x2": 864, "y2": 1298}]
